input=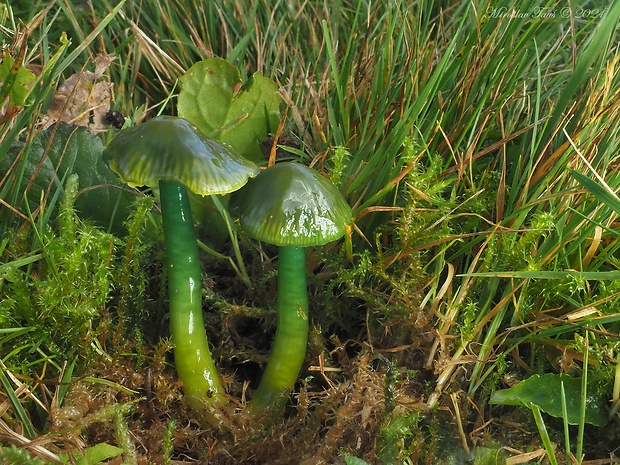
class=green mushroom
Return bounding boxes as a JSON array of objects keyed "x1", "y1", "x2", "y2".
[
  {"x1": 103, "y1": 116, "x2": 259, "y2": 421},
  {"x1": 229, "y1": 162, "x2": 352, "y2": 414}
]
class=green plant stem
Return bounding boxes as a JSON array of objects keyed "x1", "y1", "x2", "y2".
[
  {"x1": 249, "y1": 246, "x2": 309, "y2": 414},
  {"x1": 211, "y1": 195, "x2": 252, "y2": 288},
  {"x1": 159, "y1": 181, "x2": 224, "y2": 417}
]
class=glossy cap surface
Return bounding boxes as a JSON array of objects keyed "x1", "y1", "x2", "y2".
[
  {"x1": 103, "y1": 116, "x2": 259, "y2": 196},
  {"x1": 229, "y1": 163, "x2": 352, "y2": 246}
]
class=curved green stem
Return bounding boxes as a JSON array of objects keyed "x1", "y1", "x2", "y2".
[
  {"x1": 249, "y1": 246, "x2": 309, "y2": 414},
  {"x1": 159, "y1": 181, "x2": 224, "y2": 418},
  {"x1": 211, "y1": 195, "x2": 252, "y2": 288}
]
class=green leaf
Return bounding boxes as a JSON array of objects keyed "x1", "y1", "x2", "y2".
[
  {"x1": 75, "y1": 443, "x2": 124, "y2": 465},
  {"x1": 3, "y1": 123, "x2": 135, "y2": 233},
  {"x1": 0, "y1": 54, "x2": 36, "y2": 107},
  {"x1": 178, "y1": 58, "x2": 240, "y2": 130},
  {"x1": 178, "y1": 57, "x2": 281, "y2": 162},
  {"x1": 343, "y1": 454, "x2": 371, "y2": 465},
  {"x1": 490, "y1": 373, "x2": 608, "y2": 427}
]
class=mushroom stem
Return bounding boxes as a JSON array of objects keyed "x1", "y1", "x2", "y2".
[
  {"x1": 249, "y1": 246, "x2": 309, "y2": 414},
  {"x1": 159, "y1": 180, "x2": 225, "y2": 414}
]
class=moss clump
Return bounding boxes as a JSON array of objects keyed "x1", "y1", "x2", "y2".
[{"x1": 0, "y1": 175, "x2": 119, "y2": 369}]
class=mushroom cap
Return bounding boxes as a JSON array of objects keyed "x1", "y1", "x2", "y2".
[
  {"x1": 229, "y1": 163, "x2": 352, "y2": 247},
  {"x1": 103, "y1": 116, "x2": 259, "y2": 196}
]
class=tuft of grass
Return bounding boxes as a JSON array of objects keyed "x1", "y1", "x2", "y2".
[{"x1": 415, "y1": 0, "x2": 620, "y2": 409}]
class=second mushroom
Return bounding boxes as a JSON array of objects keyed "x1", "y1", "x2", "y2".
[{"x1": 229, "y1": 162, "x2": 352, "y2": 414}]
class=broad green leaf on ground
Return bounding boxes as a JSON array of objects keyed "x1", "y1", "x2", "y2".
[
  {"x1": 2, "y1": 123, "x2": 135, "y2": 232},
  {"x1": 178, "y1": 57, "x2": 281, "y2": 163},
  {"x1": 490, "y1": 373, "x2": 608, "y2": 426}
]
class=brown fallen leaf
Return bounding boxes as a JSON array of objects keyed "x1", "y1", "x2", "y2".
[{"x1": 42, "y1": 54, "x2": 116, "y2": 132}]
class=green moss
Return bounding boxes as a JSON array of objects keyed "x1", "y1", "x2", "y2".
[
  {"x1": 0, "y1": 176, "x2": 118, "y2": 369},
  {"x1": 0, "y1": 445, "x2": 47, "y2": 465},
  {"x1": 377, "y1": 411, "x2": 420, "y2": 464}
]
